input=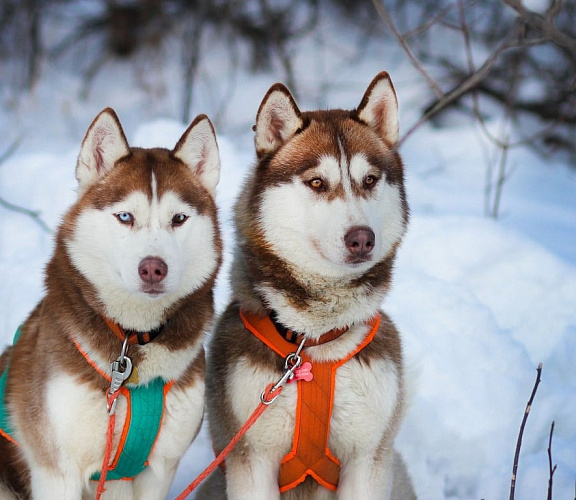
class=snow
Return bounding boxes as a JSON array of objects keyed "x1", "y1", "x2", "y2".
[{"x1": 1, "y1": 13, "x2": 576, "y2": 500}]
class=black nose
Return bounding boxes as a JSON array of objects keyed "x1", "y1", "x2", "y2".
[
  {"x1": 344, "y1": 226, "x2": 375, "y2": 259},
  {"x1": 138, "y1": 257, "x2": 168, "y2": 284}
]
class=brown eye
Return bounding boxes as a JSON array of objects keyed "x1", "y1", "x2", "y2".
[
  {"x1": 363, "y1": 175, "x2": 378, "y2": 188},
  {"x1": 172, "y1": 213, "x2": 188, "y2": 227},
  {"x1": 308, "y1": 178, "x2": 324, "y2": 189}
]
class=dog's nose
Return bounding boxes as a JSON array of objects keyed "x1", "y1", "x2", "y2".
[
  {"x1": 138, "y1": 257, "x2": 168, "y2": 284},
  {"x1": 344, "y1": 227, "x2": 375, "y2": 258}
]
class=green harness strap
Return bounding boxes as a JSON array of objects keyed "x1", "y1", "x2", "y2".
[
  {"x1": 0, "y1": 326, "x2": 22, "y2": 442},
  {"x1": 0, "y1": 326, "x2": 168, "y2": 482},
  {"x1": 91, "y1": 377, "x2": 166, "y2": 481}
]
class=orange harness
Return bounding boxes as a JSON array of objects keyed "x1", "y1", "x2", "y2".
[{"x1": 240, "y1": 310, "x2": 380, "y2": 492}]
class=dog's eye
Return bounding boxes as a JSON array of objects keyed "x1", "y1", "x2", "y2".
[
  {"x1": 172, "y1": 213, "x2": 188, "y2": 226},
  {"x1": 308, "y1": 178, "x2": 324, "y2": 190},
  {"x1": 115, "y1": 212, "x2": 134, "y2": 225},
  {"x1": 363, "y1": 175, "x2": 378, "y2": 188}
]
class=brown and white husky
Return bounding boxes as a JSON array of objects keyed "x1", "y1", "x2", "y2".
[
  {"x1": 198, "y1": 72, "x2": 416, "y2": 499},
  {"x1": 0, "y1": 108, "x2": 222, "y2": 499}
]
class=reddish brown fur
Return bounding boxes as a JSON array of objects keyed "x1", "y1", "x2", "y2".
[
  {"x1": 0, "y1": 144, "x2": 221, "y2": 498},
  {"x1": 200, "y1": 73, "x2": 414, "y2": 499},
  {"x1": 236, "y1": 109, "x2": 407, "y2": 314}
]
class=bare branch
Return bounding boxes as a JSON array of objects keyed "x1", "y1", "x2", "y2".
[
  {"x1": 402, "y1": 4, "x2": 454, "y2": 40},
  {"x1": 0, "y1": 138, "x2": 21, "y2": 164},
  {"x1": 510, "y1": 363, "x2": 543, "y2": 500},
  {"x1": 547, "y1": 421, "x2": 557, "y2": 500},
  {"x1": 502, "y1": 0, "x2": 576, "y2": 56},
  {"x1": 0, "y1": 197, "x2": 54, "y2": 234},
  {"x1": 371, "y1": 0, "x2": 444, "y2": 99},
  {"x1": 546, "y1": 0, "x2": 564, "y2": 21},
  {"x1": 0, "y1": 139, "x2": 53, "y2": 235},
  {"x1": 400, "y1": 33, "x2": 517, "y2": 147}
]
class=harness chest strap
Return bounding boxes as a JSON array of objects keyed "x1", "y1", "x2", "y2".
[
  {"x1": 72, "y1": 336, "x2": 173, "y2": 482},
  {"x1": 0, "y1": 325, "x2": 171, "y2": 482},
  {"x1": 240, "y1": 310, "x2": 380, "y2": 492}
]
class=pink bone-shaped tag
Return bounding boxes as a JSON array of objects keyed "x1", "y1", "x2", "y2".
[{"x1": 289, "y1": 362, "x2": 313, "y2": 383}]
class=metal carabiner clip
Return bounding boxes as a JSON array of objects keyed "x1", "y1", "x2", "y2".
[{"x1": 260, "y1": 338, "x2": 306, "y2": 405}]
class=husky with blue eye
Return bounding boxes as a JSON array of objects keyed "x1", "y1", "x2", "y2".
[
  {"x1": 198, "y1": 72, "x2": 416, "y2": 500},
  {"x1": 0, "y1": 108, "x2": 222, "y2": 499}
]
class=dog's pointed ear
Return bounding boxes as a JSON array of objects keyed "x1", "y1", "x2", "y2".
[
  {"x1": 76, "y1": 108, "x2": 130, "y2": 197},
  {"x1": 357, "y1": 72, "x2": 399, "y2": 147},
  {"x1": 173, "y1": 114, "x2": 220, "y2": 196},
  {"x1": 254, "y1": 83, "x2": 304, "y2": 156}
]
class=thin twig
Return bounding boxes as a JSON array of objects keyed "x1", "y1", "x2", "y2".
[
  {"x1": 501, "y1": 0, "x2": 576, "y2": 56},
  {"x1": 0, "y1": 197, "x2": 54, "y2": 234},
  {"x1": 401, "y1": 4, "x2": 453, "y2": 40},
  {"x1": 510, "y1": 363, "x2": 543, "y2": 500},
  {"x1": 399, "y1": 34, "x2": 516, "y2": 147},
  {"x1": 0, "y1": 138, "x2": 21, "y2": 164},
  {"x1": 371, "y1": 0, "x2": 444, "y2": 99},
  {"x1": 0, "y1": 139, "x2": 53, "y2": 234},
  {"x1": 547, "y1": 421, "x2": 557, "y2": 500}
]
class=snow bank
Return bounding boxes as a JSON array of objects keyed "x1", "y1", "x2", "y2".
[{"x1": 391, "y1": 215, "x2": 576, "y2": 500}]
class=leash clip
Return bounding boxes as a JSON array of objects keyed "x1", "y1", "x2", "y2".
[
  {"x1": 107, "y1": 336, "x2": 133, "y2": 414},
  {"x1": 260, "y1": 338, "x2": 306, "y2": 405}
]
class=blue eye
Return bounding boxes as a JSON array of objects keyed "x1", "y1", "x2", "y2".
[
  {"x1": 115, "y1": 212, "x2": 134, "y2": 225},
  {"x1": 172, "y1": 213, "x2": 188, "y2": 226}
]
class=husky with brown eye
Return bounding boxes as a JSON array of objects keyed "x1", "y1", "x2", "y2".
[{"x1": 197, "y1": 72, "x2": 416, "y2": 500}]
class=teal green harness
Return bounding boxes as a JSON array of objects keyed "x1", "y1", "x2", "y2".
[
  {"x1": 90, "y1": 377, "x2": 167, "y2": 481},
  {"x1": 0, "y1": 327, "x2": 169, "y2": 482},
  {"x1": 0, "y1": 326, "x2": 21, "y2": 443}
]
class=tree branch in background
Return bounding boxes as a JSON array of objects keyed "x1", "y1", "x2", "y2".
[
  {"x1": 370, "y1": 0, "x2": 444, "y2": 99},
  {"x1": 502, "y1": 0, "x2": 576, "y2": 57},
  {"x1": 372, "y1": 0, "x2": 521, "y2": 147},
  {"x1": 371, "y1": 0, "x2": 575, "y2": 217},
  {"x1": 0, "y1": 140, "x2": 53, "y2": 235},
  {"x1": 0, "y1": 138, "x2": 20, "y2": 165},
  {"x1": 547, "y1": 421, "x2": 557, "y2": 500},
  {"x1": 0, "y1": 197, "x2": 53, "y2": 234},
  {"x1": 509, "y1": 363, "x2": 542, "y2": 500},
  {"x1": 404, "y1": 35, "x2": 518, "y2": 147}
]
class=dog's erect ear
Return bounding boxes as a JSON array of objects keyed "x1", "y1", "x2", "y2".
[
  {"x1": 254, "y1": 83, "x2": 304, "y2": 156},
  {"x1": 173, "y1": 114, "x2": 220, "y2": 196},
  {"x1": 357, "y1": 72, "x2": 399, "y2": 147},
  {"x1": 76, "y1": 108, "x2": 130, "y2": 197}
]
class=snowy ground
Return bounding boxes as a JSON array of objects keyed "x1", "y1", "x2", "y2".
[{"x1": 1, "y1": 16, "x2": 575, "y2": 500}]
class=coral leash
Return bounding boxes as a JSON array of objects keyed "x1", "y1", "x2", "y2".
[
  {"x1": 95, "y1": 335, "x2": 133, "y2": 500},
  {"x1": 95, "y1": 392, "x2": 119, "y2": 499},
  {"x1": 175, "y1": 382, "x2": 284, "y2": 500},
  {"x1": 176, "y1": 337, "x2": 307, "y2": 499},
  {"x1": 95, "y1": 322, "x2": 306, "y2": 499}
]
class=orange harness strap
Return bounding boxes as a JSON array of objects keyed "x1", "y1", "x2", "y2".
[{"x1": 240, "y1": 310, "x2": 380, "y2": 492}]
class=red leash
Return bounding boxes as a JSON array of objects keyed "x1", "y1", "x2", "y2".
[
  {"x1": 95, "y1": 390, "x2": 121, "y2": 499},
  {"x1": 175, "y1": 383, "x2": 283, "y2": 500},
  {"x1": 95, "y1": 328, "x2": 301, "y2": 499},
  {"x1": 95, "y1": 333, "x2": 132, "y2": 500},
  {"x1": 176, "y1": 335, "x2": 307, "y2": 499}
]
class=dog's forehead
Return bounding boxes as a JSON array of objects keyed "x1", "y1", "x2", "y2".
[
  {"x1": 271, "y1": 114, "x2": 388, "y2": 174},
  {"x1": 84, "y1": 148, "x2": 213, "y2": 214}
]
